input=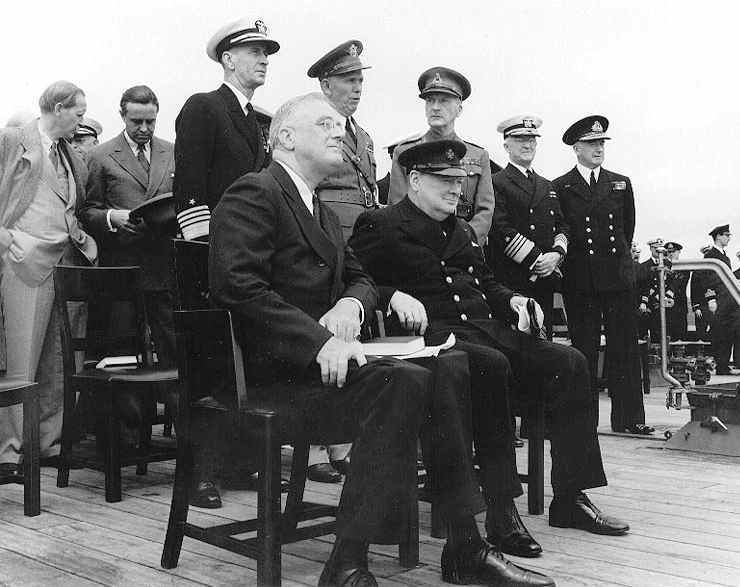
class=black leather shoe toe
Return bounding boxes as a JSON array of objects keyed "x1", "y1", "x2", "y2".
[
  {"x1": 441, "y1": 541, "x2": 554, "y2": 586},
  {"x1": 190, "y1": 480, "x2": 222, "y2": 509},
  {"x1": 308, "y1": 463, "x2": 343, "y2": 484},
  {"x1": 318, "y1": 566, "x2": 378, "y2": 587},
  {"x1": 626, "y1": 424, "x2": 655, "y2": 435},
  {"x1": 486, "y1": 501, "x2": 542, "y2": 558},
  {"x1": 489, "y1": 531, "x2": 543, "y2": 558},
  {"x1": 549, "y1": 493, "x2": 629, "y2": 535}
]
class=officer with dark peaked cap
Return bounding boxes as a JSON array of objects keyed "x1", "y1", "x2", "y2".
[
  {"x1": 307, "y1": 40, "x2": 376, "y2": 483},
  {"x1": 487, "y1": 114, "x2": 569, "y2": 339},
  {"x1": 553, "y1": 115, "x2": 653, "y2": 435},
  {"x1": 696, "y1": 224, "x2": 739, "y2": 373},
  {"x1": 309, "y1": 40, "x2": 378, "y2": 243},
  {"x1": 388, "y1": 67, "x2": 496, "y2": 246},
  {"x1": 351, "y1": 138, "x2": 629, "y2": 564},
  {"x1": 636, "y1": 237, "x2": 664, "y2": 340},
  {"x1": 70, "y1": 117, "x2": 103, "y2": 160},
  {"x1": 174, "y1": 17, "x2": 279, "y2": 243},
  {"x1": 663, "y1": 241, "x2": 690, "y2": 341}
]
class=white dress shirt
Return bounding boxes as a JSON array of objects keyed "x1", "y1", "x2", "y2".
[
  {"x1": 577, "y1": 163, "x2": 600, "y2": 185},
  {"x1": 223, "y1": 81, "x2": 251, "y2": 112},
  {"x1": 510, "y1": 161, "x2": 533, "y2": 178}
]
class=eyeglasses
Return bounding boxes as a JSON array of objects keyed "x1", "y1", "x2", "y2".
[{"x1": 315, "y1": 118, "x2": 343, "y2": 133}]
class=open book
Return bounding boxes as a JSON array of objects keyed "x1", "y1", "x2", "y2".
[
  {"x1": 361, "y1": 336, "x2": 425, "y2": 356},
  {"x1": 95, "y1": 356, "x2": 139, "y2": 369}
]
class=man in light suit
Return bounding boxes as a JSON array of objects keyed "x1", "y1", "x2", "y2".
[
  {"x1": 0, "y1": 81, "x2": 98, "y2": 474},
  {"x1": 209, "y1": 92, "x2": 553, "y2": 587},
  {"x1": 81, "y1": 85, "x2": 176, "y2": 371}
]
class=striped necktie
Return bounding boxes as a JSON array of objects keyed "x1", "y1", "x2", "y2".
[{"x1": 137, "y1": 144, "x2": 150, "y2": 175}]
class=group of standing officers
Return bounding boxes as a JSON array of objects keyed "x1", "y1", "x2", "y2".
[{"x1": 1, "y1": 13, "x2": 737, "y2": 587}]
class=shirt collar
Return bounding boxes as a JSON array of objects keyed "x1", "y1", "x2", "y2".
[
  {"x1": 275, "y1": 160, "x2": 314, "y2": 214},
  {"x1": 510, "y1": 161, "x2": 533, "y2": 177},
  {"x1": 123, "y1": 131, "x2": 149, "y2": 155},
  {"x1": 223, "y1": 81, "x2": 250, "y2": 111},
  {"x1": 37, "y1": 119, "x2": 55, "y2": 153},
  {"x1": 712, "y1": 244, "x2": 726, "y2": 254},
  {"x1": 577, "y1": 163, "x2": 600, "y2": 184}
]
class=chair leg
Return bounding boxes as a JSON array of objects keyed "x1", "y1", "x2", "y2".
[
  {"x1": 527, "y1": 402, "x2": 545, "y2": 515},
  {"x1": 257, "y1": 414, "x2": 281, "y2": 587},
  {"x1": 281, "y1": 441, "x2": 309, "y2": 535},
  {"x1": 399, "y1": 490, "x2": 419, "y2": 568},
  {"x1": 103, "y1": 389, "x2": 122, "y2": 503},
  {"x1": 56, "y1": 381, "x2": 78, "y2": 489},
  {"x1": 163, "y1": 401, "x2": 173, "y2": 437},
  {"x1": 136, "y1": 393, "x2": 153, "y2": 476},
  {"x1": 23, "y1": 386, "x2": 40, "y2": 517},
  {"x1": 161, "y1": 435, "x2": 192, "y2": 569}
]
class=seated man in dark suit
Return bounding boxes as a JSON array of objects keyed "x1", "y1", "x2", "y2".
[
  {"x1": 350, "y1": 140, "x2": 630, "y2": 561},
  {"x1": 209, "y1": 93, "x2": 553, "y2": 587}
]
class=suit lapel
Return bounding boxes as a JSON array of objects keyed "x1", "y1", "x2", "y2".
[
  {"x1": 594, "y1": 167, "x2": 612, "y2": 200},
  {"x1": 399, "y1": 197, "x2": 446, "y2": 253},
  {"x1": 110, "y1": 133, "x2": 148, "y2": 189},
  {"x1": 268, "y1": 163, "x2": 338, "y2": 269},
  {"x1": 504, "y1": 163, "x2": 533, "y2": 197},
  {"x1": 59, "y1": 140, "x2": 86, "y2": 208},
  {"x1": 146, "y1": 137, "x2": 168, "y2": 197},
  {"x1": 442, "y1": 221, "x2": 474, "y2": 260},
  {"x1": 530, "y1": 171, "x2": 548, "y2": 207},
  {"x1": 564, "y1": 166, "x2": 591, "y2": 201},
  {"x1": 218, "y1": 84, "x2": 258, "y2": 157}
]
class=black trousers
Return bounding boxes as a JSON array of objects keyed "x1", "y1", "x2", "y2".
[
  {"x1": 563, "y1": 290, "x2": 645, "y2": 430},
  {"x1": 195, "y1": 355, "x2": 481, "y2": 544},
  {"x1": 713, "y1": 308, "x2": 740, "y2": 371},
  {"x1": 431, "y1": 320, "x2": 607, "y2": 496}
]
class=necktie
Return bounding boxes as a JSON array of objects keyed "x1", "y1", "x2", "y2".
[
  {"x1": 526, "y1": 168, "x2": 534, "y2": 185},
  {"x1": 49, "y1": 142, "x2": 60, "y2": 170},
  {"x1": 345, "y1": 118, "x2": 356, "y2": 143},
  {"x1": 589, "y1": 170, "x2": 597, "y2": 190},
  {"x1": 245, "y1": 102, "x2": 259, "y2": 152},
  {"x1": 312, "y1": 192, "x2": 322, "y2": 228},
  {"x1": 137, "y1": 144, "x2": 150, "y2": 174}
]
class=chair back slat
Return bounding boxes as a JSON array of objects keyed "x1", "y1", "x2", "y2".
[
  {"x1": 54, "y1": 265, "x2": 152, "y2": 366},
  {"x1": 172, "y1": 239, "x2": 210, "y2": 310},
  {"x1": 174, "y1": 309, "x2": 249, "y2": 410}
]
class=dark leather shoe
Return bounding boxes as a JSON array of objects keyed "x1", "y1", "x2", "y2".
[
  {"x1": 318, "y1": 566, "x2": 378, "y2": 587},
  {"x1": 330, "y1": 457, "x2": 351, "y2": 476},
  {"x1": 189, "y1": 480, "x2": 222, "y2": 509},
  {"x1": 441, "y1": 540, "x2": 554, "y2": 586},
  {"x1": 222, "y1": 471, "x2": 290, "y2": 493},
  {"x1": 486, "y1": 502, "x2": 542, "y2": 558},
  {"x1": 622, "y1": 424, "x2": 655, "y2": 435},
  {"x1": 308, "y1": 463, "x2": 343, "y2": 483},
  {"x1": 549, "y1": 492, "x2": 629, "y2": 535}
]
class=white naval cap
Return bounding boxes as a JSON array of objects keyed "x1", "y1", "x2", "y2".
[{"x1": 206, "y1": 18, "x2": 280, "y2": 62}]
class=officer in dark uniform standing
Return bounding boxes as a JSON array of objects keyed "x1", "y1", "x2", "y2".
[
  {"x1": 697, "y1": 225, "x2": 739, "y2": 374},
  {"x1": 664, "y1": 242, "x2": 690, "y2": 341},
  {"x1": 309, "y1": 40, "x2": 378, "y2": 242},
  {"x1": 487, "y1": 115, "x2": 569, "y2": 339},
  {"x1": 174, "y1": 17, "x2": 278, "y2": 241},
  {"x1": 553, "y1": 115, "x2": 653, "y2": 435},
  {"x1": 636, "y1": 238, "x2": 664, "y2": 342},
  {"x1": 388, "y1": 67, "x2": 495, "y2": 246}
]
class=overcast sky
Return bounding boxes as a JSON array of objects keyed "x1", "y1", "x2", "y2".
[{"x1": 2, "y1": 0, "x2": 738, "y2": 266}]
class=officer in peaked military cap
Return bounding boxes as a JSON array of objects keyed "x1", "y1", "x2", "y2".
[
  {"x1": 662, "y1": 241, "x2": 690, "y2": 341},
  {"x1": 553, "y1": 115, "x2": 654, "y2": 435},
  {"x1": 697, "y1": 224, "x2": 738, "y2": 374},
  {"x1": 307, "y1": 39, "x2": 378, "y2": 483},
  {"x1": 636, "y1": 238, "x2": 665, "y2": 341},
  {"x1": 487, "y1": 114, "x2": 569, "y2": 339},
  {"x1": 70, "y1": 117, "x2": 103, "y2": 160},
  {"x1": 173, "y1": 17, "x2": 280, "y2": 509},
  {"x1": 350, "y1": 137, "x2": 629, "y2": 563},
  {"x1": 388, "y1": 67, "x2": 497, "y2": 246}
]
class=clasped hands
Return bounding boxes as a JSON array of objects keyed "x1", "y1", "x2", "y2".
[
  {"x1": 533, "y1": 251, "x2": 561, "y2": 277},
  {"x1": 315, "y1": 299, "x2": 365, "y2": 388}
]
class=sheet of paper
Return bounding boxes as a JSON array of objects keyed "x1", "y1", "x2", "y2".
[{"x1": 393, "y1": 333, "x2": 456, "y2": 359}]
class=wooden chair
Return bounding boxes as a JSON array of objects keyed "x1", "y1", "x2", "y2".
[
  {"x1": 161, "y1": 240, "x2": 418, "y2": 586},
  {"x1": 0, "y1": 378, "x2": 40, "y2": 516},
  {"x1": 54, "y1": 265, "x2": 178, "y2": 502}
]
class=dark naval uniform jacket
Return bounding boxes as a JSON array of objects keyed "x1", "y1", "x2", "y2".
[
  {"x1": 552, "y1": 166, "x2": 636, "y2": 294},
  {"x1": 315, "y1": 116, "x2": 377, "y2": 241},
  {"x1": 488, "y1": 163, "x2": 569, "y2": 292},
  {"x1": 388, "y1": 130, "x2": 495, "y2": 245},
  {"x1": 173, "y1": 84, "x2": 270, "y2": 239}
]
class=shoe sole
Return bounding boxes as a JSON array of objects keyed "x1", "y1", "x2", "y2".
[{"x1": 549, "y1": 518, "x2": 629, "y2": 535}]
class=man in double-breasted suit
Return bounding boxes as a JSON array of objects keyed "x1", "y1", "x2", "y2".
[
  {"x1": 209, "y1": 94, "x2": 553, "y2": 587},
  {"x1": 174, "y1": 18, "x2": 279, "y2": 241},
  {"x1": 0, "y1": 81, "x2": 97, "y2": 472},
  {"x1": 487, "y1": 115, "x2": 569, "y2": 338},
  {"x1": 351, "y1": 139, "x2": 628, "y2": 564},
  {"x1": 388, "y1": 67, "x2": 495, "y2": 246},
  {"x1": 553, "y1": 115, "x2": 652, "y2": 435},
  {"x1": 82, "y1": 85, "x2": 176, "y2": 373}
]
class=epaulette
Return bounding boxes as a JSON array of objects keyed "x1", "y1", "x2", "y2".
[{"x1": 394, "y1": 131, "x2": 425, "y2": 146}]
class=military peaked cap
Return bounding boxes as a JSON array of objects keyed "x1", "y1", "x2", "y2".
[
  {"x1": 562, "y1": 115, "x2": 611, "y2": 145},
  {"x1": 307, "y1": 40, "x2": 371, "y2": 79},
  {"x1": 398, "y1": 139, "x2": 467, "y2": 177},
  {"x1": 207, "y1": 18, "x2": 280, "y2": 62},
  {"x1": 418, "y1": 67, "x2": 471, "y2": 101}
]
